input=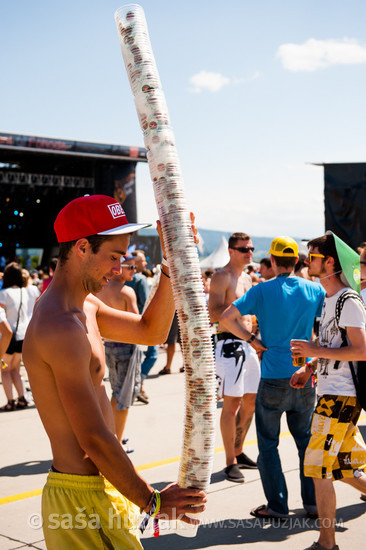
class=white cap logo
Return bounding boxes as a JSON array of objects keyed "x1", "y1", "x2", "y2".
[{"x1": 108, "y1": 203, "x2": 125, "y2": 219}]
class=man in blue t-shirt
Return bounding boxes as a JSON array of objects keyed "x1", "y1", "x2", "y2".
[
  {"x1": 126, "y1": 250, "x2": 158, "y2": 403},
  {"x1": 221, "y1": 236, "x2": 325, "y2": 519}
]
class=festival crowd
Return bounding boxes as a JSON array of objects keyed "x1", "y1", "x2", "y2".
[{"x1": 0, "y1": 194, "x2": 366, "y2": 550}]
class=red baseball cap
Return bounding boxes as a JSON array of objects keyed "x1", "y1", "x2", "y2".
[{"x1": 54, "y1": 194, "x2": 151, "y2": 243}]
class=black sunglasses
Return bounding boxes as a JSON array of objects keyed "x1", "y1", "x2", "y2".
[
  {"x1": 230, "y1": 246, "x2": 255, "y2": 253},
  {"x1": 121, "y1": 265, "x2": 136, "y2": 271}
]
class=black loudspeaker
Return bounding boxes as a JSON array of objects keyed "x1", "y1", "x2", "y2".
[{"x1": 324, "y1": 163, "x2": 366, "y2": 250}]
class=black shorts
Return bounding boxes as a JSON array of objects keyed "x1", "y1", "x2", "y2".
[
  {"x1": 165, "y1": 312, "x2": 181, "y2": 344},
  {"x1": 6, "y1": 338, "x2": 23, "y2": 355}
]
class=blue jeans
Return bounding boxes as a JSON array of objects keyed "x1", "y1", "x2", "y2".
[
  {"x1": 255, "y1": 378, "x2": 316, "y2": 515},
  {"x1": 141, "y1": 345, "x2": 158, "y2": 379}
]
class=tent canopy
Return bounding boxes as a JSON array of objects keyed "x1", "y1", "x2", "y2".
[{"x1": 200, "y1": 236, "x2": 230, "y2": 270}]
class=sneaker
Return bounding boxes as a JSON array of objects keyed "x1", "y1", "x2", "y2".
[
  {"x1": 136, "y1": 392, "x2": 149, "y2": 404},
  {"x1": 303, "y1": 542, "x2": 339, "y2": 550},
  {"x1": 224, "y1": 464, "x2": 245, "y2": 483},
  {"x1": 236, "y1": 452, "x2": 258, "y2": 469}
]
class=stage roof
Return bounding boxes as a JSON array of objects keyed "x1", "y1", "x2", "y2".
[{"x1": 0, "y1": 132, "x2": 148, "y2": 167}]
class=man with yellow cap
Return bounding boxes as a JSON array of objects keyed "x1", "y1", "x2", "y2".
[{"x1": 221, "y1": 236, "x2": 325, "y2": 520}]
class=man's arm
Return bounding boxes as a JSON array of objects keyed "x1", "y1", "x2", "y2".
[
  {"x1": 95, "y1": 265, "x2": 175, "y2": 345},
  {"x1": 289, "y1": 366, "x2": 312, "y2": 389},
  {"x1": 208, "y1": 270, "x2": 230, "y2": 323},
  {"x1": 41, "y1": 322, "x2": 205, "y2": 522},
  {"x1": 0, "y1": 318, "x2": 12, "y2": 359},
  {"x1": 220, "y1": 303, "x2": 267, "y2": 354},
  {"x1": 291, "y1": 326, "x2": 366, "y2": 362},
  {"x1": 96, "y1": 216, "x2": 198, "y2": 345}
]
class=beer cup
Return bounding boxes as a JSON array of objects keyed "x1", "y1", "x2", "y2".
[
  {"x1": 291, "y1": 339, "x2": 307, "y2": 367},
  {"x1": 293, "y1": 355, "x2": 306, "y2": 367}
]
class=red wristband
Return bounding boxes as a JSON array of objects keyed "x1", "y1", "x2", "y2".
[{"x1": 306, "y1": 362, "x2": 315, "y2": 374}]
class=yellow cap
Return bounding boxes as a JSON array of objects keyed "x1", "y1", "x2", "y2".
[{"x1": 268, "y1": 236, "x2": 298, "y2": 257}]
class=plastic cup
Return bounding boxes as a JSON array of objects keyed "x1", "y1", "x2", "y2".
[{"x1": 290, "y1": 339, "x2": 307, "y2": 367}]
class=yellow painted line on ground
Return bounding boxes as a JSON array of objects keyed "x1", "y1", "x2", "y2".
[
  {"x1": 0, "y1": 434, "x2": 289, "y2": 505},
  {"x1": 0, "y1": 488, "x2": 43, "y2": 506},
  {"x1": 136, "y1": 455, "x2": 181, "y2": 472},
  {"x1": 135, "y1": 435, "x2": 268, "y2": 472},
  {"x1": 2, "y1": 415, "x2": 365, "y2": 506}
]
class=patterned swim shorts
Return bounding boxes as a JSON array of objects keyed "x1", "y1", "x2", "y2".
[
  {"x1": 304, "y1": 394, "x2": 366, "y2": 480},
  {"x1": 215, "y1": 338, "x2": 260, "y2": 398}
]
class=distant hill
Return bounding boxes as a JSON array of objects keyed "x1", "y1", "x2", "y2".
[{"x1": 139, "y1": 227, "x2": 281, "y2": 261}]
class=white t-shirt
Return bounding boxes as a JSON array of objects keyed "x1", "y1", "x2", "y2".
[
  {"x1": 317, "y1": 288, "x2": 366, "y2": 397},
  {"x1": 0, "y1": 307, "x2": 6, "y2": 323},
  {"x1": 26, "y1": 284, "x2": 40, "y2": 320},
  {"x1": 0, "y1": 287, "x2": 29, "y2": 340},
  {"x1": 361, "y1": 287, "x2": 366, "y2": 304}
]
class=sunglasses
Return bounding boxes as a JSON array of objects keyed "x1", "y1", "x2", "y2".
[
  {"x1": 121, "y1": 265, "x2": 136, "y2": 271},
  {"x1": 231, "y1": 246, "x2": 255, "y2": 253},
  {"x1": 307, "y1": 253, "x2": 325, "y2": 262},
  {"x1": 360, "y1": 261, "x2": 366, "y2": 266}
]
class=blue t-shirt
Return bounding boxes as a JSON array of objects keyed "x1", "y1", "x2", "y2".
[
  {"x1": 125, "y1": 273, "x2": 149, "y2": 314},
  {"x1": 233, "y1": 276, "x2": 325, "y2": 379}
]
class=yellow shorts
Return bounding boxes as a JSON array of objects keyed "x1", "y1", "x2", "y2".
[
  {"x1": 304, "y1": 395, "x2": 366, "y2": 480},
  {"x1": 42, "y1": 471, "x2": 142, "y2": 549}
]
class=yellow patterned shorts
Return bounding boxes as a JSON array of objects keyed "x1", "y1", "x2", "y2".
[
  {"x1": 304, "y1": 395, "x2": 366, "y2": 480},
  {"x1": 42, "y1": 471, "x2": 142, "y2": 549}
]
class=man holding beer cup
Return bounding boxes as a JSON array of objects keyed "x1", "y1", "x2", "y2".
[
  {"x1": 291, "y1": 232, "x2": 366, "y2": 550},
  {"x1": 221, "y1": 236, "x2": 325, "y2": 519}
]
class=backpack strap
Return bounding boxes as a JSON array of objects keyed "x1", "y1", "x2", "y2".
[{"x1": 334, "y1": 290, "x2": 365, "y2": 377}]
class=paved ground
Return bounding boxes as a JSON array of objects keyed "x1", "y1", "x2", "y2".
[{"x1": 1, "y1": 347, "x2": 366, "y2": 549}]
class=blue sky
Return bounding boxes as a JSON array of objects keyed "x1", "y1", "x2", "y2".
[{"x1": 1, "y1": 0, "x2": 365, "y2": 239}]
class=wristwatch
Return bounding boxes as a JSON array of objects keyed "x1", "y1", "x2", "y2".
[{"x1": 246, "y1": 333, "x2": 256, "y2": 344}]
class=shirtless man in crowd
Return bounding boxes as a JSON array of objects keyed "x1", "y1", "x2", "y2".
[
  {"x1": 23, "y1": 195, "x2": 205, "y2": 549},
  {"x1": 208, "y1": 232, "x2": 262, "y2": 483},
  {"x1": 97, "y1": 254, "x2": 140, "y2": 450}
]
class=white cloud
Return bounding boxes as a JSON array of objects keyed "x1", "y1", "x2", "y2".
[
  {"x1": 277, "y1": 38, "x2": 366, "y2": 72},
  {"x1": 189, "y1": 71, "x2": 230, "y2": 93}
]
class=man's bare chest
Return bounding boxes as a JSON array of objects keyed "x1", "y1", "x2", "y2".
[{"x1": 227, "y1": 276, "x2": 250, "y2": 303}]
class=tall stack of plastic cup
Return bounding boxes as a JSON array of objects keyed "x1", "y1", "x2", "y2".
[{"x1": 115, "y1": 4, "x2": 216, "y2": 537}]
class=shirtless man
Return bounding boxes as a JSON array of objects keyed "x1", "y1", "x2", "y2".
[
  {"x1": 97, "y1": 255, "x2": 140, "y2": 449},
  {"x1": 23, "y1": 195, "x2": 205, "y2": 549},
  {"x1": 208, "y1": 232, "x2": 262, "y2": 483}
]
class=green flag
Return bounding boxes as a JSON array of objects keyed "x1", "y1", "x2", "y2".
[{"x1": 327, "y1": 231, "x2": 361, "y2": 293}]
